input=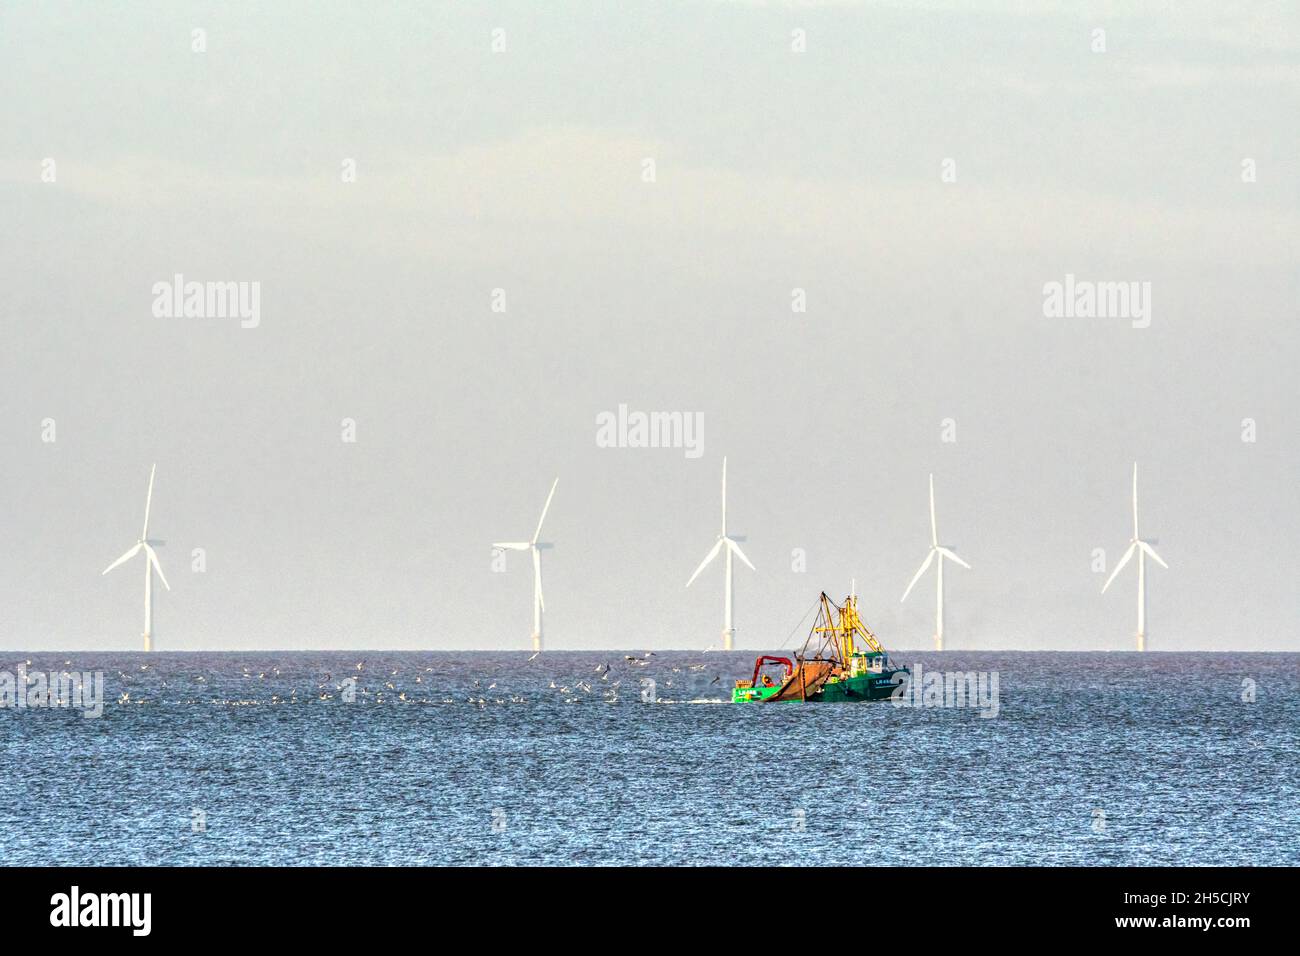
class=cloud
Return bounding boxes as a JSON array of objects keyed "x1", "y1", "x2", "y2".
[{"x1": 4, "y1": 122, "x2": 1292, "y2": 267}]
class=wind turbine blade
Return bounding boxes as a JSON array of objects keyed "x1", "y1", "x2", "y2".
[
  {"x1": 1132, "y1": 462, "x2": 1139, "y2": 539},
  {"x1": 929, "y1": 473, "x2": 938, "y2": 546},
  {"x1": 145, "y1": 544, "x2": 170, "y2": 591},
  {"x1": 725, "y1": 537, "x2": 755, "y2": 571},
  {"x1": 141, "y1": 463, "x2": 157, "y2": 540},
  {"x1": 721, "y1": 456, "x2": 728, "y2": 535},
  {"x1": 102, "y1": 543, "x2": 142, "y2": 575},
  {"x1": 1139, "y1": 541, "x2": 1168, "y2": 569},
  {"x1": 686, "y1": 539, "x2": 724, "y2": 587},
  {"x1": 901, "y1": 550, "x2": 936, "y2": 602},
  {"x1": 532, "y1": 548, "x2": 544, "y2": 611},
  {"x1": 937, "y1": 546, "x2": 970, "y2": 570},
  {"x1": 492, "y1": 542, "x2": 531, "y2": 551},
  {"x1": 1101, "y1": 542, "x2": 1136, "y2": 593},
  {"x1": 531, "y1": 477, "x2": 558, "y2": 543}
]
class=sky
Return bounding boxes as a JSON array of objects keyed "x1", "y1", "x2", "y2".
[{"x1": 1, "y1": 1, "x2": 1296, "y2": 651}]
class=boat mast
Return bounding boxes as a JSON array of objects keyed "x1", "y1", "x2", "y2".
[{"x1": 804, "y1": 592, "x2": 890, "y2": 663}]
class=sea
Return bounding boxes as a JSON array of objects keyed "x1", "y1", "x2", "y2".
[{"x1": 1, "y1": 651, "x2": 1295, "y2": 866}]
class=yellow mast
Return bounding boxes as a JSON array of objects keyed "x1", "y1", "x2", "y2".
[
  {"x1": 812, "y1": 593, "x2": 886, "y2": 659},
  {"x1": 844, "y1": 595, "x2": 886, "y2": 654}
]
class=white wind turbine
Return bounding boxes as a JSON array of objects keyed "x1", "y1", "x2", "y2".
[
  {"x1": 686, "y1": 457, "x2": 754, "y2": 651},
  {"x1": 901, "y1": 474, "x2": 971, "y2": 651},
  {"x1": 1101, "y1": 462, "x2": 1168, "y2": 652},
  {"x1": 102, "y1": 463, "x2": 170, "y2": 652},
  {"x1": 493, "y1": 478, "x2": 558, "y2": 653}
]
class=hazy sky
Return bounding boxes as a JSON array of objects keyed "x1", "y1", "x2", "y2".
[{"x1": 2, "y1": 1, "x2": 1296, "y2": 651}]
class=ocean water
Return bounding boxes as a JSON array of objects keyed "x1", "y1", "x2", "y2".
[{"x1": 0, "y1": 651, "x2": 1295, "y2": 866}]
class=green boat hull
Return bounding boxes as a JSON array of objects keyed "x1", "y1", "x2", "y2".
[
  {"x1": 815, "y1": 669, "x2": 907, "y2": 702},
  {"x1": 732, "y1": 666, "x2": 907, "y2": 704}
]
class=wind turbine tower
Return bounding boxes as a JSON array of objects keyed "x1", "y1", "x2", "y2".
[
  {"x1": 493, "y1": 478, "x2": 558, "y2": 653},
  {"x1": 686, "y1": 457, "x2": 754, "y2": 651},
  {"x1": 1101, "y1": 463, "x2": 1168, "y2": 651},
  {"x1": 901, "y1": 474, "x2": 971, "y2": 651},
  {"x1": 102, "y1": 464, "x2": 170, "y2": 651}
]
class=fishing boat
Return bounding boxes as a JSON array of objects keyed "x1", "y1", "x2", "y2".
[{"x1": 732, "y1": 592, "x2": 909, "y2": 703}]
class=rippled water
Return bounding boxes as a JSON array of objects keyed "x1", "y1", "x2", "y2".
[{"x1": 0, "y1": 651, "x2": 1295, "y2": 865}]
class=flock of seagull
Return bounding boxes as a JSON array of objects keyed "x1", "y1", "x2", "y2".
[{"x1": 3, "y1": 652, "x2": 722, "y2": 708}]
